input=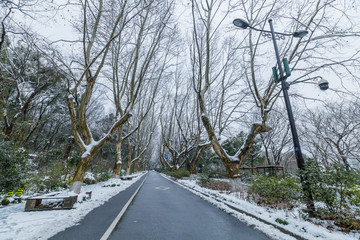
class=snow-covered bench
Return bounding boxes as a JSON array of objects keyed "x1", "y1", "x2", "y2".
[
  {"x1": 25, "y1": 195, "x2": 78, "y2": 211},
  {"x1": 120, "y1": 176, "x2": 133, "y2": 180}
]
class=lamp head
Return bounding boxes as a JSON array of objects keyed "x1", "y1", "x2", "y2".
[
  {"x1": 318, "y1": 79, "x2": 329, "y2": 91},
  {"x1": 233, "y1": 18, "x2": 250, "y2": 29},
  {"x1": 293, "y1": 30, "x2": 308, "y2": 38}
]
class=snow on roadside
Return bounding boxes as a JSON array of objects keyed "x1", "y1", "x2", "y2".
[
  {"x1": 0, "y1": 172, "x2": 146, "y2": 240},
  {"x1": 161, "y1": 174, "x2": 359, "y2": 240}
]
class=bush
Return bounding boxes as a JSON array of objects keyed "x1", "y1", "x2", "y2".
[
  {"x1": 334, "y1": 217, "x2": 360, "y2": 231},
  {"x1": 27, "y1": 163, "x2": 68, "y2": 192},
  {"x1": 1, "y1": 198, "x2": 10, "y2": 205},
  {"x1": 207, "y1": 171, "x2": 228, "y2": 179},
  {"x1": 167, "y1": 168, "x2": 190, "y2": 179},
  {"x1": 303, "y1": 160, "x2": 360, "y2": 215},
  {"x1": 248, "y1": 176, "x2": 301, "y2": 208},
  {"x1": 96, "y1": 171, "x2": 112, "y2": 182},
  {"x1": 0, "y1": 141, "x2": 29, "y2": 192},
  {"x1": 302, "y1": 160, "x2": 360, "y2": 232},
  {"x1": 29, "y1": 175, "x2": 66, "y2": 192},
  {"x1": 275, "y1": 218, "x2": 289, "y2": 225},
  {"x1": 83, "y1": 172, "x2": 97, "y2": 185}
]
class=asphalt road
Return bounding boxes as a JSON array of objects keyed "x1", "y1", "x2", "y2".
[
  {"x1": 109, "y1": 171, "x2": 271, "y2": 240},
  {"x1": 50, "y1": 174, "x2": 146, "y2": 240}
]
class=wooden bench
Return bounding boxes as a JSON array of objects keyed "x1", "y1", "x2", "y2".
[
  {"x1": 25, "y1": 195, "x2": 78, "y2": 211},
  {"x1": 120, "y1": 176, "x2": 133, "y2": 180}
]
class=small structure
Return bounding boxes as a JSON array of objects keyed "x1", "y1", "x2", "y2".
[
  {"x1": 238, "y1": 167, "x2": 257, "y2": 175},
  {"x1": 239, "y1": 165, "x2": 285, "y2": 178},
  {"x1": 256, "y1": 165, "x2": 285, "y2": 178}
]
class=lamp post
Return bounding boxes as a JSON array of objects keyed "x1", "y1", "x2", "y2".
[{"x1": 233, "y1": 18, "x2": 316, "y2": 216}]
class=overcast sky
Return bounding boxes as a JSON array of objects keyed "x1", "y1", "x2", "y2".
[{"x1": 15, "y1": 0, "x2": 360, "y2": 110}]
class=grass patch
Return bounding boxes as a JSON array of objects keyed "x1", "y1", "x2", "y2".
[{"x1": 197, "y1": 177, "x2": 231, "y2": 191}]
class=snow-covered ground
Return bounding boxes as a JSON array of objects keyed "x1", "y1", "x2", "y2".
[
  {"x1": 162, "y1": 174, "x2": 359, "y2": 240},
  {"x1": 1, "y1": 171, "x2": 358, "y2": 240},
  {"x1": 0, "y1": 172, "x2": 146, "y2": 240}
]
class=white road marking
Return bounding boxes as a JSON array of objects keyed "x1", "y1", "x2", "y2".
[
  {"x1": 155, "y1": 186, "x2": 170, "y2": 190},
  {"x1": 100, "y1": 175, "x2": 147, "y2": 240}
]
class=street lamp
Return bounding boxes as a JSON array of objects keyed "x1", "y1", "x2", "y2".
[
  {"x1": 234, "y1": 18, "x2": 316, "y2": 216},
  {"x1": 233, "y1": 18, "x2": 308, "y2": 38},
  {"x1": 286, "y1": 76, "x2": 329, "y2": 91}
]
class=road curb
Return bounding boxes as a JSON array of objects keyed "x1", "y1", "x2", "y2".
[{"x1": 100, "y1": 174, "x2": 148, "y2": 240}]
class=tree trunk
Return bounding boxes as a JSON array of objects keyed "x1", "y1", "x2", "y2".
[
  {"x1": 63, "y1": 139, "x2": 75, "y2": 181},
  {"x1": 264, "y1": 145, "x2": 271, "y2": 165},
  {"x1": 189, "y1": 160, "x2": 197, "y2": 174},
  {"x1": 201, "y1": 114, "x2": 271, "y2": 177},
  {"x1": 112, "y1": 126, "x2": 123, "y2": 178},
  {"x1": 70, "y1": 154, "x2": 93, "y2": 194},
  {"x1": 112, "y1": 141, "x2": 122, "y2": 178},
  {"x1": 188, "y1": 145, "x2": 208, "y2": 174},
  {"x1": 237, "y1": 123, "x2": 272, "y2": 166},
  {"x1": 200, "y1": 114, "x2": 239, "y2": 177},
  {"x1": 126, "y1": 137, "x2": 132, "y2": 175},
  {"x1": 134, "y1": 161, "x2": 139, "y2": 172},
  {"x1": 337, "y1": 146, "x2": 350, "y2": 171}
]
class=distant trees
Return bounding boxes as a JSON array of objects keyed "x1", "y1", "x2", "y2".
[
  {"x1": 157, "y1": 56, "x2": 212, "y2": 173},
  {"x1": 0, "y1": 39, "x2": 66, "y2": 144},
  {"x1": 159, "y1": 80, "x2": 199, "y2": 171},
  {"x1": 108, "y1": 0, "x2": 176, "y2": 177},
  {"x1": 301, "y1": 100, "x2": 360, "y2": 170},
  {"x1": 260, "y1": 109, "x2": 292, "y2": 166}
]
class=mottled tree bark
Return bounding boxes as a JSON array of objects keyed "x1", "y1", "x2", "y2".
[
  {"x1": 112, "y1": 128, "x2": 123, "y2": 178},
  {"x1": 70, "y1": 154, "x2": 93, "y2": 193},
  {"x1": 126, "y1": 137, "x2": 132, "y2": 175}
]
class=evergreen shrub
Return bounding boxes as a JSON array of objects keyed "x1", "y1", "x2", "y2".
[
  {"x1": 303, "y1": 159, "x2": 360, "y2": 222},
  {"x1": 28, "y1": 163, "x2": 67, "y2": 192},
  {"x1": 83, "y1": 172, "x2": 97, "y2": 185},
  {"x1": 0, "y1": 141, "x2": 29, "y2": 192},
  {"x1": 96, "y1": 171, "x2": 112, "y2": 182},
  {"x1": 248, "y1": 176, "x2": 301, "y2": 208},
  {"x1": 168, "y1": 168, "x2": 190, "y2": 179},
  {"x1": 1, "y1": 198, "x2": 10, "y2": 206}
]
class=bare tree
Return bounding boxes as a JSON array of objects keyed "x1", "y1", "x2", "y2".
[
  {"x1": 126, "y1": 108, "x2": 157, "y2": 174},
  {"x1": 159, "y1": 83, "x2": 197, "y2": 170},
  {"x1": 0, "y1": 0, "x2": 44, "y2": 51},
  {"x1": 260, "y1": 108, "x2": 292, "y2": 166},
  {"x1": 67, "y1": 0, "x2": 143, "y2": 193},
  {"x1": 189, "y1": 0, "x2": 271, "y2": 177},
  {"x1": 188, "y1": 0, "x2": 360, "y2": 177},
  {"x1": 108, "y1": 0, "x2": 176, "y2": 177},
  {"x1": 301, "y1": 100, "x2": 360, "y2": 170}
]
